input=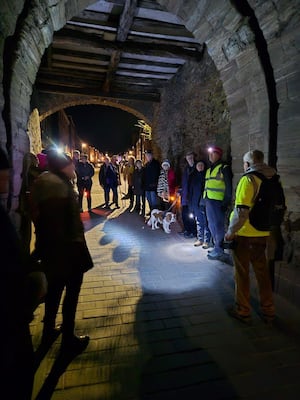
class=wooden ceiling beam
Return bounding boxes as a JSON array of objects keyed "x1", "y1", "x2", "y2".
[
  {"x1": 103, "y1": 0, "x2": 138, "y2": 93},
  {"x1": 36, "y1": 83, "x2": 160, "y2": 102},
  {"x1": 53, "y1": 34, "x2": 203, "y2": 61}
]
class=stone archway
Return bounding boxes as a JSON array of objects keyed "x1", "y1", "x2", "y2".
[{"x1": 38, "y1": 96, "x2": 153, "y2": 125}]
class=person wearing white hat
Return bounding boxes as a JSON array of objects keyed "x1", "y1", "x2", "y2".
[{"x1": 157, "y1": 159, "x2": 176, "y2": 210}]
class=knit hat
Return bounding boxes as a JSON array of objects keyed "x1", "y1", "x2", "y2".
[
  {"x1": 47, "y1": 151, "x2": 73, "y2": 171},
  {"x1": 162, "y1": 159, "x2": 170, "y2": 168},
  {"x1": 243, "y1": 150, "x2": 264, "y2": 165},
  {"x1": 208, "y1": 145, "x2": 223, "y2": 157},
  {"x1": 37, "y1": 152, "x2": 48, "y2": 170}
]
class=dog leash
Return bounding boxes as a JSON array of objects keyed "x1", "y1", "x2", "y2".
[{"x1": 164, "y1": 193, "x2": 180, "y2": 214}]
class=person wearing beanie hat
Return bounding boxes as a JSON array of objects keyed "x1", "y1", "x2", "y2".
[
  {"x1": 204, "y1": 145, "x2": 232, "y2": 260},
  {"x1": 157, "y1": 159, "x2": 176, "y2": 210},
  {"x1": 47, "y1": 150, "x2": 73, "y2": 172},
  {"x1": 208, "y1": 145, "x2": 223, "y2": 157},
  {"x1": 30, "y1": 149, "x2": 93, "y2": 352},
  {"x1": 161, "y1": 159, "x2": 170, "y2": 168}
]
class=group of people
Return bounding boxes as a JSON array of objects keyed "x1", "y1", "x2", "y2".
[
  {"x1": 180, "y1": 146, "x2": 232, "y2": 260},
  {"x1": 99, "y1": 150, "x2": 177, "y2": 216},
  {"x1": 0, "y1": 140, "x2": 284, "y2": 398},
  {"x1": 146, "y1": 145, "x2": 280, "y2": 328}
]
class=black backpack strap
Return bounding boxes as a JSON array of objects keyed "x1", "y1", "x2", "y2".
[
  {"x1": 243, "y1": 171, "x2": 264, "y2": 203},
  {"x1": 244, "y1": 170, "x2": 266, "y2": 181}
]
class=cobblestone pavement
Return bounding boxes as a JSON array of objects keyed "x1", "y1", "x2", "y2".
[{"x1": 30, "y1": 174, "x2": 300, "y2": 399}]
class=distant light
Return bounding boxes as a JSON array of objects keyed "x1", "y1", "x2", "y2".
[{"x1": 189, "y1": 213, "x2": 194, "y2": 219}]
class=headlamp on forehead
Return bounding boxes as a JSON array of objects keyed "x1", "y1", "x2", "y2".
[{"x1": 207, "y1": 146, "x2": 223, "y2": 156}]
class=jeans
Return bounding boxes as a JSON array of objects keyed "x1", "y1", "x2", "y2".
[
  {"x1": 205, "y1": 199, "x2": 226, "y2": 253},
  {"x1": 104, "y1": 185, "x2": 118, "y2": 206},
  {"x1": 145, "y1": 190, "x2": 159, "y2": 210},
  {"x1": 195, "y1": 206, "x2": 211, "y2": 243}
]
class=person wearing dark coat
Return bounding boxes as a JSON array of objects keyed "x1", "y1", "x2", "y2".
[
  {"x1": 30, "y1": 150, "x2": 93, "y2": 352},
  {"x1": 188, "y1": 161, "x2": 212, "y2": 248},
  {"x1": 179, "y1": 151, "x2": 197, "y2": 238},
  {"x1": 76, "y1": 153, "x2": 95, "y2": 212},
  {"x1": 132, "y1": 159, "x2": 145, "y2": 214},
  {"x1": 143, "y1": 150, "x2": 161, "y2": 212},
  {"x1": 99, "y1": 156, "x2": 120, "y2": 209}
]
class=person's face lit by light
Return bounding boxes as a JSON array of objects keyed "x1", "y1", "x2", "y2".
[
  {"x1": 196, "y1": 161, "x2": 205, "y2": 172},
  {"x1": 185, "y1": 154, "x2": 194, "y2": 167}
]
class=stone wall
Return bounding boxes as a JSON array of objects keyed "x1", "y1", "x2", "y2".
[{"x1": 152, "y1": 49, "x2": 231, "y2": 175}]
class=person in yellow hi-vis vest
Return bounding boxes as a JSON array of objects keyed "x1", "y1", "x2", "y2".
[
  {"x1": 203, "y1": 145, "x2": 232, "y2": 260},
  {"x1": 224, "y1": 150, "x2": 276, "y2": 325}
]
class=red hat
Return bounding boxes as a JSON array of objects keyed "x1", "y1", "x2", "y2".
[{"x1": 208, "y1": 145, "x2": 223, "y2": 156}]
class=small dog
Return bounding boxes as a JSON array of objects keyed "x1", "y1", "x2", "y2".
[{"x1": 147, "y1": 209, "x2": 176, "y2": 233}]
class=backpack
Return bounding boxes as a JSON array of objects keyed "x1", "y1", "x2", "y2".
[{"x1": 245, "y1": 171, "x2": 286, "y2": 231}]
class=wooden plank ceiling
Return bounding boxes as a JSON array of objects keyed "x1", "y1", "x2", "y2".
[{"x1": 36, "y1": 0, "x2": 204, "y2": 102}]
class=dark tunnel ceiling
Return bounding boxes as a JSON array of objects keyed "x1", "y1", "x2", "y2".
[{"x1": 36, "y1": 0, "x2": 204, "y2": 103}]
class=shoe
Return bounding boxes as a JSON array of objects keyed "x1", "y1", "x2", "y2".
[
  {"x1": 178, "y1": 230, "x2": 187, "y2": 236},
  {"x1": 115, "y1": 204, "x2": 120, "y2": 209},
  {"x1": 202, "y1": 242, "x2": 213, "y2": 249},
  {"x1": 261, "y1": 314, "x2": 275, "y2": 326},
  {"x1": 41, "y1": 325, "x2": 62, "y2": 345},
  {"x1": 194, "y1": 240, "x2": 203, "y2": 247},
  {"x1": 207, "y1": 249, "x2": 223, "y2": 258},
  {"x1": 227, "y1": 306, "x2": 252, "y2": 325},
  {"x1": 61, "y1": 335, "x2": 90, "y2": 352},
  {"x1": 184, "y1": 232, "x2": 194, "y2": 238},
  {"x1": 121, "y1": 195, "x2": 130, "y2": 200}
]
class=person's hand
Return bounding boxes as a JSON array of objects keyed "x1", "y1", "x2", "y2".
[{"x1": 224, "y1": 232, "x2": 234, "y2": 241}]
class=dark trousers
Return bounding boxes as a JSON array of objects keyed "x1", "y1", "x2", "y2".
[
  {"x1": 205, "y1": 199, "x2": 226, "y2": 253},
  {"x1": 78, "y1": 181, "x2": 92, "y2": 209},
  {"x1": 134, "y1": 193, "x2": 145, "y2": 213},
  {"x1": 104, "y1": 185, "x2": 118, "y2": 206},
  {"x1": 181, "y1": 205, "x2": 196, "y2": 234},
  {"x1": 1, "y1": 324, "x2": 34, "y2": 399},
  {"x1": 43, "y1": 270, "x2": 84, "y2": 338}
]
